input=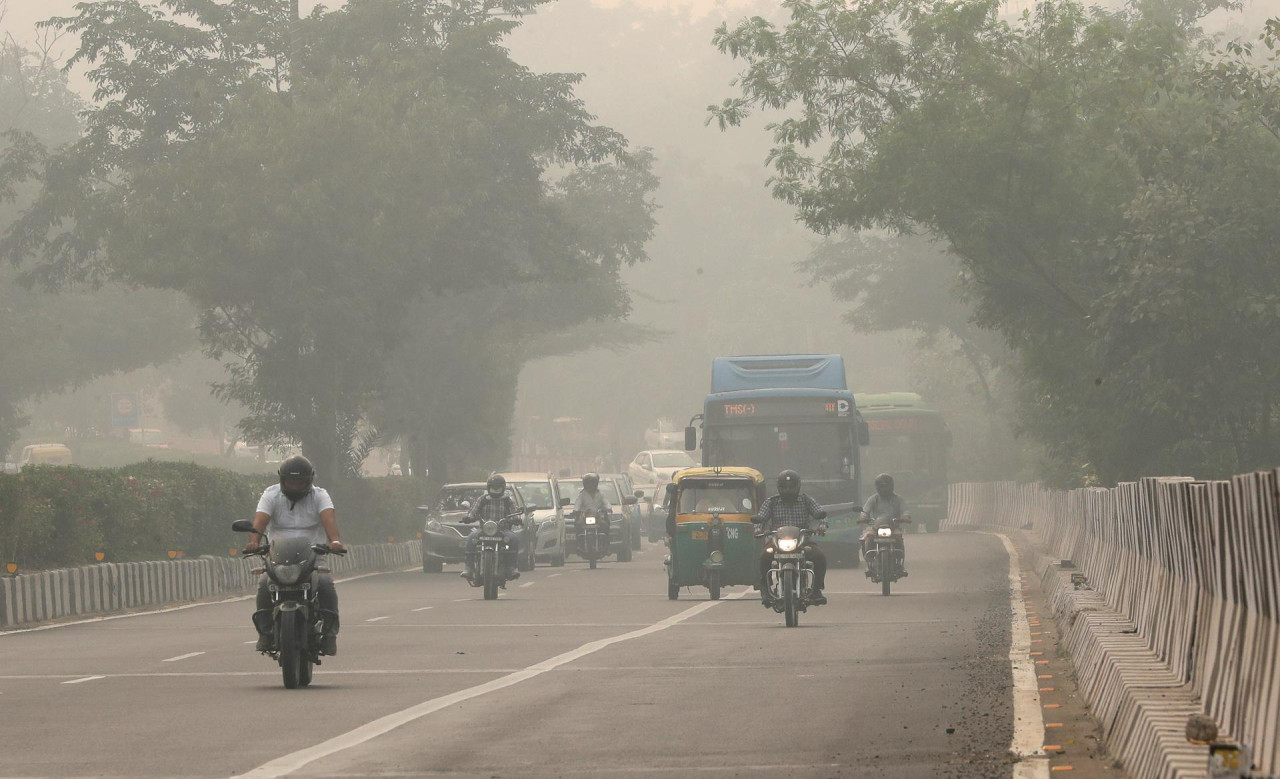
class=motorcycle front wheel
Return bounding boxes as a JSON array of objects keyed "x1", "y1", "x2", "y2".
[
  {"x1": 707, "y1": 570, "x2": 721, "y2": 601},
  {"x1": 782, "y1": 568, "x2": 799, "y2": 627},
  {"x1": 279, "y1": 610, "x2": 301, "y2": 689},
  {"x1": 482, "y1": 549, "x2": 498, "y2": 600}
]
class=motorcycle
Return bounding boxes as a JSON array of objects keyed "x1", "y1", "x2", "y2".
[
  {"x1": 231, "y1": 518, "x2": 346, "y2": 689},
  {"x1": 757, "y1": 521, "x2": 824, "y2": 628},
  {"x1": 578, "y1": 510, "x2": 608, "y2": 569},
  {"x1": 860, "y1": 515, "x2": 909, "y2": 595},
  {"x1": 468, "y1": 512, "x2": 525, "y2": 600}
]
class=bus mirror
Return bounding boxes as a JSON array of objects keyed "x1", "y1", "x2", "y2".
[
  {"x1": 858, "y1": 420, "x2": 870, "y2": 446},
  {"x1": 684, "y1": 426, "x2": 697, "y2": 451}
]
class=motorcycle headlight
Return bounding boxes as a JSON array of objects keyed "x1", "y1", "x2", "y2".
[
  {"x1": 483, "y1": 520, "x2": 498, "y2": 535},
  {"x1": 877, "y1": 527, "x2": 893, "y2": 537},
  {"x1": 584, "y1": 516, "x2": 597, "y2": 526},
  {"x1": 776, "y1": 537, "x2": 799, "y2": 553},
  {"x1": 272, "y1": 563, "x2": 304, "y2": 585}
]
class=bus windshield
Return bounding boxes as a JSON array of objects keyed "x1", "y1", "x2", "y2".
[{"x1": 707, "y1": 422, "x2": 850, "y2": 483}]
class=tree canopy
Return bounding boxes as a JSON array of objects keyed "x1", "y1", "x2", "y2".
[
  {"x1": 714, "y1": 0, "x2": 1280, "y2": 484},
  {"x1": 2, "y1": 0, "x2": 657, "y2": 480}
]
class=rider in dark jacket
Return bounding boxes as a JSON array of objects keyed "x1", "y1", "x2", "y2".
[{"x1": 753, "y1": 470, "x2": 828, "y2": 606}]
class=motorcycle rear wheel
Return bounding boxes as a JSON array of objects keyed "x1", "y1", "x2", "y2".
[{"x1": 279, "y1": 610, "x2": 301, "y2": 689}]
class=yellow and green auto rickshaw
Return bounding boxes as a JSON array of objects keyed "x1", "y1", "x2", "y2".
[{"x1": 664, "y1": 466, "x2": 766, "y2": 600}]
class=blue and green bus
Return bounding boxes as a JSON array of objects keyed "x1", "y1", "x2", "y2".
[
  {"x1": 854, "y1": 392, "x2": 951, "y2": 533},
  {"x1": 686, "y1": 355, "x2": 869, "y2": 564}
]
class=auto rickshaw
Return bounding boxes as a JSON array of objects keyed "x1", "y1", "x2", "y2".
[{"x1": 664, "y1": 466, "x2": 766, "y2": 600}]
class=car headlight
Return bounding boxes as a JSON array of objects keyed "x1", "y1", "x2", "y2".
[
  {"x1": 483, "y1": 520, "x2": 498, "y2": 535},
  {"x1": 584, "y1": 516, "x2": 597, "y2": 525},
  {"x1": 877, "y1": 527, "x2": 893, "y2": 537},
  {"x1": 272, "y1": 563, "x2": 304, "y2": 585},
  {"x1": 776, "y1": 537, "x2": 799, "y2": 553},
  {"x1": 427, "y1": 520, "x2": 441, "y2": 532}
]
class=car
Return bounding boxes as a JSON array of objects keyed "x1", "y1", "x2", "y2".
[
  {"x1": 559, "y1": 476, "x2": 634, "y2": 563},
  {"x1": 498, "y1": 472, "x2": 568, "y2": 568},
  {"x1": 627, "y1": 449, "x2": 697, "y2": 501},
  {"x1": 419, "y1": 482, "x2": 533, "y2": 574},
  {"x1": 601, "y1": 472, "x2": 646, "y2": 550}
]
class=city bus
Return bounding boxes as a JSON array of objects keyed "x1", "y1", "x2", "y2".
[
  {"x1": 854, "y1": 392, "x2": 951, "y2": 533},
  {"x1": 686, "y1": 355, "x2": 870, "y2": 565}
]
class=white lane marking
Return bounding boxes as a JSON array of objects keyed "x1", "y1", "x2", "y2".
[
  {"x1": 547, "y1": 573, "x2": 562, "y2": 578},
  {"x1": 450, "y1": 598, "x2": 470, "y2": 602},
  {"x1": 356, "y1": 623, "x2": 650, "y2": 628},
  {"x1": 989, "y1": 532, "x2": 1049, "y2": 779},
  {"x1": 519, "y1": 582, "x2": 535, "y2": 588},
  {"x1": 365, "y1": 616, "x2": 389, "y2": 623},
  {"x1": 0, "y1": 567, "x2": 417, "y2": 637},
  {"x1": 411, "y1": 607, "x2": 433, "y2": 612},
  {"x1": 244, "y1": 640, "x2": 257, "y2": 644},
  {"x1": 244, "y1": 592, "x2": 747, "y2": 778},
  {"x1": 62, "y1": 675, "x2": 105, "y2": 685},
  {"x1": 161, "y1": 651, "x2": 205, "y2": 663}
]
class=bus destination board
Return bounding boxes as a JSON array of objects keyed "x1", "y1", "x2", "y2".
[{"x1": 709, "y1": 398, "x2": 851, "y2": 420}]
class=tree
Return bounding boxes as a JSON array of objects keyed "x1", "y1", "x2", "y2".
[
  {"x1": 2, "y1": 0, "x2": 650, "y2": 480},
  {"x1": 713, "y1": 0, "x2": 1280, "y2": 484},
  {"x1": 0, "y1": 26, "x2": 195, "y2": 456}
]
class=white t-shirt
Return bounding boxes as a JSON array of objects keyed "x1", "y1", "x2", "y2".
[{"x1": 255, "y1": 484, "x2": 334, "y2": 544}]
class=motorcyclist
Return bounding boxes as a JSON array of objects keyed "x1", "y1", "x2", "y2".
[
  {"x1": 461, "y1": 474, "x2": 521, "y2": 582},
  {"x1": 753, "y1": 470, "x2": 829, "y2": 606},
  {"x1": 860, "y1": 473, "x2": 911, "y2": 576},
  {"x1": 574, "y1": 473, "x2": 611, "y2": 555},
  {"x1": 246, "y1": 455, "x2": 344, "y2": 655}
]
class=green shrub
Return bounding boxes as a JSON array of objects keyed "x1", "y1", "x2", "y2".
[{"x1": 0, "y1": 461, "x2": 429, "y2": 570}]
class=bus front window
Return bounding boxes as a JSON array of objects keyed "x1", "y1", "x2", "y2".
[{"x1": 708, "y1": 423, "x2": 851, "y2": 482}]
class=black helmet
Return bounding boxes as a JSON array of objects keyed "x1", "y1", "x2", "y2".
[
  {"x1": 583, "y1": 473, "x2": 600, "y2": 491},
  {"x1": 486, "y1": 474, "x2": 507, "y2": 497},
  {"x1": 278, "y1": 455, "x2": 315, "y2": 503},
  {"x1": 875, "y1": 473, "x2": 894, "y2": 496},
  {"x1": 777, "y1": 469, "x2": 801, "y2": 498}
]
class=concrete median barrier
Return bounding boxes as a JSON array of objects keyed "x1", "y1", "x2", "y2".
[
  {"x1": 949, "y1": 475, "x2": 1280, "y2": 778},
  {"x1": 0, "y1": 541, "x2": 422, "y2": 630}
]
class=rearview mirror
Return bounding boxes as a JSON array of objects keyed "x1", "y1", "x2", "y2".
[
  {"x1": 622, "y1": 496, "x2": 637, "y2": 505},
  {"x1": 559, "y1": 497, "x2": 571, "y2": 507},
  {"x1": 684, "y1": 426, "x2": 697, "y2": 451},
  {"x1": 634, "y1": 490, "x2": 644, "y2": 498},
  {"x1": 460, "y1": 500, "x2": 472, "y2": 510},
  {"x1": 815, "y1": 510, "x2": 828, "y2": 520},
  {"x1": 231, "y1": 519, "x2": 256, "y2": 533},
  {"x1": 857, "y1": 419, "x2": 870, "y2": 446},
  {"x1": 524, "y1": 507, "x2": 535, "y2": 516}
]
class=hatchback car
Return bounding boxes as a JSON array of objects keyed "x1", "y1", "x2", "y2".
[
  {"x1": 419, "y1": 482, "x2": 530, "y2": 573},
  {"x1": 601, "y1": 472, "x2": 646, "y2": 550},
  {"x1": 499, "y1": 472, "x2": 568, "y2": 568}
]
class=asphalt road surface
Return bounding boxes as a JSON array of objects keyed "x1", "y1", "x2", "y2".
[{"x1": 0, "y1": 533, "x2": 1020, "y2": 778}]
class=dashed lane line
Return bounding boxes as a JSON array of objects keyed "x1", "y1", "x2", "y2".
[
  {"x1": 365, "y1": 616, "x2": 389, "y2": 623},
  {"x1": 161, "y1": 651, "x2": 205, "y2": 663},
  {"x1": 519, "y1": 582, "x2": 535, "y2": 588},
  {"x1": 242, "y1": 591, "x2": 748, "y2": 778},
  {"x1": 411, "y1": 607, "x2": 434, "y2": 612},
  {"x1": 61, "y1": 675, "x2": 104, "y2": 685}
]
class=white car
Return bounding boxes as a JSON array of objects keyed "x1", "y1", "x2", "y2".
[{"x1": 627, "y1": 449, "x2": 697, "y2": 500}]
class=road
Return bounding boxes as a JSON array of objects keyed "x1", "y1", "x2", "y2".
[{"x1": 0, "y1": 533, "x2": 1020, "y2": 778}]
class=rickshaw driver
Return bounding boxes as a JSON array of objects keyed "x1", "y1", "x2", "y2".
[
  {"x1": 753, "y1": 470, "x2": 829, "y2": 606},
  {"x1": 574, "y1": 473, "x2": 612, "y2": 553},
  {"x1": 860, "y1": 473, "x2": 910, "y2": 576}
]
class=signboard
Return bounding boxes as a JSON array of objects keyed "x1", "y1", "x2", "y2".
[
  {"x1": 110, "y1": 392, "x2": 140, "y2": 429},
  {"x1": 708, "y1": 398, "x2": 850, "y2": 421}
]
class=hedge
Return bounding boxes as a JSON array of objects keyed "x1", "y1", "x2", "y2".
[{"x1": 0, "y1": 461, "x2": 432, "y2": 571}]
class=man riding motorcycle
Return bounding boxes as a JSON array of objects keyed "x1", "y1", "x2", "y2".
[
  {"x1": 461, "y1": 474, "x2": 521, "y2": 582},
  {"x1": 246, "y1": 455, "x2": 345, "y2": 655},
  {"x1": 753, "y1": 470, "x2": 829, "y2": 606},
  {"x1": 574, "y1": 473, "x2": 611, "y2": 556},
  {"x1": 860, "y1": 473, "x2": 911, "y2": 576}
]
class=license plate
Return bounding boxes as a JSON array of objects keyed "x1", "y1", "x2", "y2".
[
  {"x1": 774, "y1": 552, "x2": 802, "y2": 559},
  {"x1": 691, "y1": 530, "x2": 708, "y2": 540}
]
